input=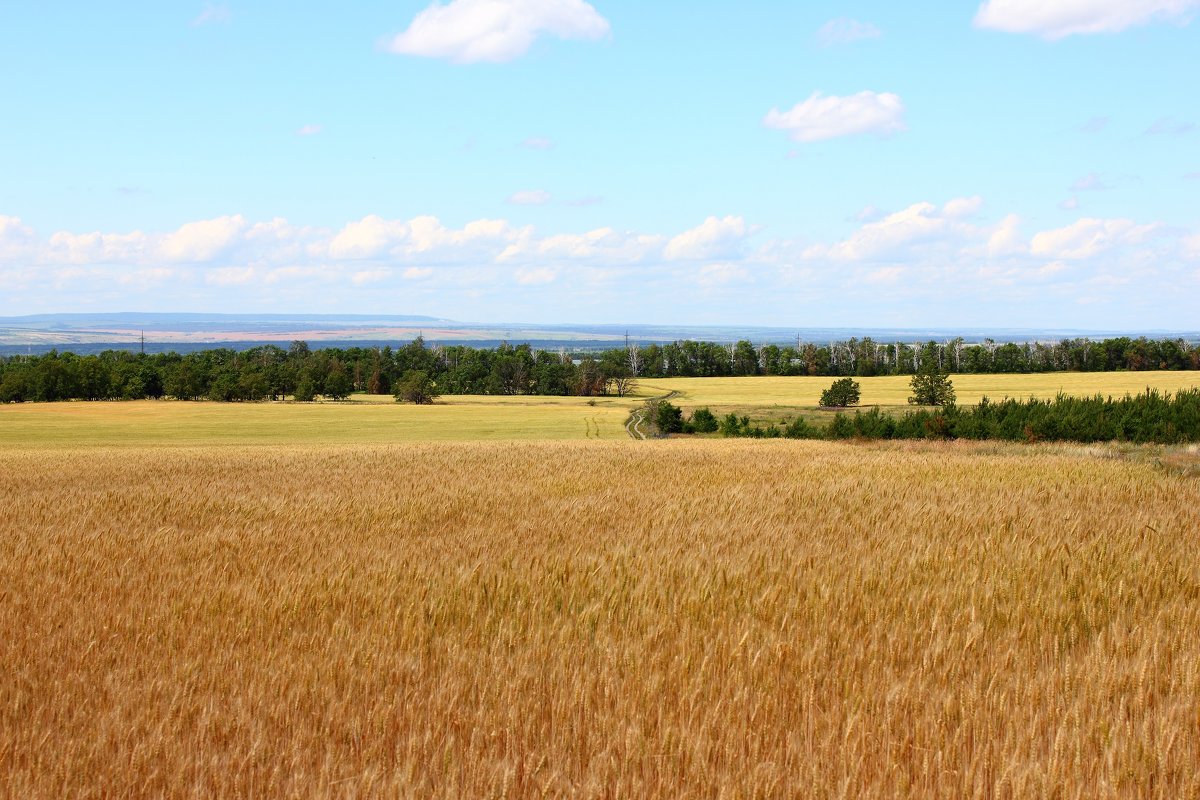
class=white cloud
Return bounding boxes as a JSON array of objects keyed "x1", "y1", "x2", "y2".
[
  {"x1": 206, "y1": 266, "x2": 256, "y2": 286},
  {"x1": 973, "y1": 0, "x2": 1200, "y2": 39},
  {"x1": 816, "y1": 18, "x2": 882, "y2": 46},
  {"x1": 119, "y1": 267, "x2": 176, "y2": 287},
  {"x1": 351, "y1": 269, "x2": 391, "y2": 285},
  {"x1": 507, "y1": 189, "x2": 552, "y2": 206},
  {"x1": 387, "y1": 0, "x2": 610, "y2": 64},
  {"x1": 988, "y1": 214, "x2": 1025, "y2": 256},
  {"x1": 696, "y1": 263, "x2": 750, "y2": 286},
  {"x1": 1030, "y1": 218, "x2": 1161, "y2": 259},
  {"x1": 763, "y1": 91, "x2": 906, "y2": 143},
  {"x1": 515, "y1": 266, "x2": 557, "y2": 285},
  {"x1": 943, "y1": 196, "x2": 984, "y2": 218},
  {"x1": 520, "y1": 136, "x2": 554, "y2": 150},
  {"x1": 510, "y1": 226, "x2": 662, "y2": 263},
  {"x1": 1183, "y1": 233, "x2": 1200, "y2": 258},
  {"x1": 817, "y1": 201, "x2": 967, "y2": 262},
  {"x1": 664, "y1": 216, "x2": 749, "y2": 261},
  {"x1": 9, "y1": 206, "x2": 1198, "y2": 328},
  {"x1": 47, "y1": 229, "x2": 150, "y2": 265},
  {"x1": 160, "y1": 215, "x2": 247, "y2": 262},
  {"x1": 329, "y1": 215, "x2": 409, "y2": 259},
  {"x1": 1059, "y1": 196, "x2": 1081, "y2": 210},
  {"x1": 297, "y1": 124, "x2": 323, "y2": 136},
  {"x1": 854, "y1": 205, "x2": 885, "y2": 223},
  {"x1": 0, "y1": 215, "x2": 35, "y2": 259},
  {"x1": 864, "y1": 266, "x2": 904, "y2": 284}
]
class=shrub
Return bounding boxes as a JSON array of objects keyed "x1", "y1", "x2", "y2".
[
  {"x1": 820, "y1": 377, "x2": 861, "y2": 407},
  {"x1": 689, "y1": 407, "x2": 719, "y2": 433}
]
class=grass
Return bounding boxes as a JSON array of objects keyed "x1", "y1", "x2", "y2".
[{"x1": 2, "y1": 439, "x2": 1198, "y2": 797}]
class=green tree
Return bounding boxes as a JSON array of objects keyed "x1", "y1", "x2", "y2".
[
  {"x1": 908, "y1": 360, "x2": 956, "y2": 406},
  {"x1": 395, "y1": 370, "x2": 438, "y2": 404},
  {"x1": 820, "y1": 377, "x2": 861, "y2": 407},
  {"x1": 324, "y1": 359, "x2": 352, "y2": 400}
]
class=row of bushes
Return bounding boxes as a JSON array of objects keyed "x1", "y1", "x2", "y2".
[{"x1": 656, "y1": 389, "x2": 1200, "y2": 445}]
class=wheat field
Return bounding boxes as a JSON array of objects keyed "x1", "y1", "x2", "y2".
[
  {"x1": 637, "y1": 370, "x2": 1200, "y2": 409},
  {"x1": 2, "y1": 438, "x2": 1199, "y2": 797}
]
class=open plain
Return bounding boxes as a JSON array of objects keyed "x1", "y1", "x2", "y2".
[{"x1": 3, "y1": 381, "x2": 1200, "y2": 796}]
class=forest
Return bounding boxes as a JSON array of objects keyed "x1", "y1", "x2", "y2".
[{"x1": 0, "y1": 335, "x2": 1198, "y2": 403}]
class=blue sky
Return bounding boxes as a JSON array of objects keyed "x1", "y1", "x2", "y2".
[{"x1": 1, "y1": 1, "x2": 1198, "y2": 328}]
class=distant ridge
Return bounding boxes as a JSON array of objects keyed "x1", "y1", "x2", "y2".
[{"x1": 0, "y1": 312, "x2": 1196, "y2": 356}]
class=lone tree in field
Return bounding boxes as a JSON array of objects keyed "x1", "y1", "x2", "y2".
[
  {"x1": 908, "y1": 355, "x2": 956, "y2": 406},
  {"x1": 394, "y1": 370, "x2": 438, "y2": 405},
  {"x1": 820, "y1": 377, "x2": 861, "y2": 407}
]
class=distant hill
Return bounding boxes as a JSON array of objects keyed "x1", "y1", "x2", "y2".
[{"x1": 0, "y1": 312, "x2": 1196, "y2": 356}]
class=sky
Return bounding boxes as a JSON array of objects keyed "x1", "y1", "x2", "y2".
[{"x1": 1, "y1": 1, "x2": 1198, "y2": 329}]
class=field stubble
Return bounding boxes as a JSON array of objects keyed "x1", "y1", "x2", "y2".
[{"x1": 2, "y1": 439, "x2": 1199, "y2": 797}]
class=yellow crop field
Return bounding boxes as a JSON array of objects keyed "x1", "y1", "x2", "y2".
[
  {"x1": 637, "y1": 370, "x2": 1200, "y2": 410},
  {"x1": 3, "y1": 439, "x2": 1199, "y2": 797},
  {"x1": 0, "y1": 395, "x2": 630, "y2": 447}
]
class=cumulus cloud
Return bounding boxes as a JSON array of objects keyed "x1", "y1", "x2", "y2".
[
  {"x1": 763, "y1": 91, "x2": 906, "y2": 143},
  {"x1": 7, "y1": 206, "x2": 1197, "y2": 327},
  {"x1": 160, "y1": 215, "x2": 247, "y2": 262},
  {"x1": 387, "y1": 0, "x2": 610, "y2": 64},
  {"x1": 664, "y1": 216, "x2": 749, "y2": 261},
  {"x1": 816, "y1": 18, "x2": 882, "y2": 46},
  {"x1": 505, "y1": 226, "x2": 662, "y2": 263},
  {"x1": 47, "y1": 229, "x2": 151, "y2": 265},
  {"x1": 814, "y1": 201, "x2": 968, "y2": 262},
  {"x1": 329, "y1": 215, "x2": 409, "y2": 259},
  {"x1": 1030, "y1": 218, "x2": 1161, "y2": 259},
  {"x1": 0, "y1": 215, "x2": 35, "y2": 259},
  {"x1": 973, "y1": 0, "x2": 1200, "y2": 39},
  {"x1": 507, "y1": 189, "x2": 552, "y2": 206},
  {"x1": 988, "y1": 214, "x2": 1025, "y2": 256},
  {"x1": 943, "y1": 196, "x2": 984, "y2": 218},
  {"x1": 297, "y1": 124, "x2": 322, "y2": 136}
]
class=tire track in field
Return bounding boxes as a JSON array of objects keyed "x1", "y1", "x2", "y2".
[{"x1": 624, "y1": 390, "x2": 682, "y2": 440}]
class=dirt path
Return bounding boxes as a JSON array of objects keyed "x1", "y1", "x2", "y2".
[{"x1": 624, "y1": 390, "x2": 681, "y2": 440}]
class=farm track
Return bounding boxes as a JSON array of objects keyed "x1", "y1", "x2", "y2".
[{"x1": 625, "y1": 389, "x2": 682, "y2": 440}]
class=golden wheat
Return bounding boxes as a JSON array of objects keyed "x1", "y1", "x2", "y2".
[{"x1": 2, "y1": 440, "x2": 1198, "y2": 797}]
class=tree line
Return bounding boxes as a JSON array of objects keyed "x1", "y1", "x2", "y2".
[
  {"x1": 1, "y1": 335, "x2": 1198, "y2": 403},
  {"x1": 665, "y1": 389, "x2": 1200, "y2": 445}
]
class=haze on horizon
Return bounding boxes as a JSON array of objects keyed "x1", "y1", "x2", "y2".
[{"x1": 1, "y1": 1, "x2": 1197, "y2": 329}]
